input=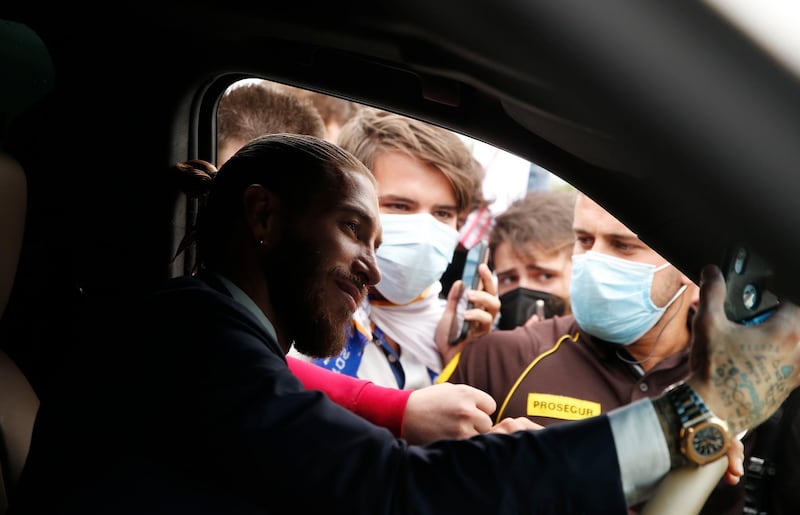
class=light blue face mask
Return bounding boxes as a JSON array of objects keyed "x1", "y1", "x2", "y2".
[
  {"x1": 375, "y1": 213, "x2": 459, "y2": 305},
  {"x1": 569, "y1": 251, "x2": 687, "y2": 345}
]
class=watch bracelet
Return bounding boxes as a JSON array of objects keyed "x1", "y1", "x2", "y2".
[{"x1": 652, "y1": 393, "x2": 693, "y2": 469}]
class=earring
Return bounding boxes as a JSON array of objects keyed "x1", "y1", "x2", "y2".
[{"x1": 258, "y1": 239, "x2": 264, "y2": 246}]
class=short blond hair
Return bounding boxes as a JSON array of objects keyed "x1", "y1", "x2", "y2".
[
  {"x1": 217, "y1": 82, "x2": 326, "y2": 153},
  {"x1": 337, "y1": 108, "x2": 487, "y2": 216}
]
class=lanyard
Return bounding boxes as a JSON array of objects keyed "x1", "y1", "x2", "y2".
[{"x1": 371, "y1": 324, "x2": 406, "y2": 389}]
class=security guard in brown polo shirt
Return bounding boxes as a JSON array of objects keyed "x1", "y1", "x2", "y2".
[
  {"x1": 440, "y1": 192, "x2": 760, "y2": 515},
  {"x1": 441, "y1": 193, "x2": 696, "y2": 427}
]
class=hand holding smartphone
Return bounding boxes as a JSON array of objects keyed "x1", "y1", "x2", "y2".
[
  {"x1": 721, "y1": 243, "x2": 780, "y2": 325},
  {"x1": 449, "y1": 241, "x2": 489, "y2": 344}
]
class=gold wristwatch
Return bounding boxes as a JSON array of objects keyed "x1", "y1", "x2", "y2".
[{"x1": 666, "y1": 382, "x2": 731, "y2": 465}]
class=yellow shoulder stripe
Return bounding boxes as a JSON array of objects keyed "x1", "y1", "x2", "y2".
[
  {"x1": 435, "y1": 352, "x2": 461, "y2": 383},
  {"x1": 495, "y1": 331, "x2": 580, "y2": 421}
]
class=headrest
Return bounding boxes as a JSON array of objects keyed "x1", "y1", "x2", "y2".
[
  {"x1": 0, "y1": 19, "x2": 52, "y2": 317},
  {"x1": 0, "y1": 153, "x2": 26, "y2": 318},
  {"x1": 0, "y1": 19, "x2": 54, "y2": 136}
]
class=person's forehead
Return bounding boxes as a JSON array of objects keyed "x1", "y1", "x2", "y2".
[
  {"x1": 333, "y1": 171, "x2": 380, "y2": 217},
  {"x1": 495, "y1": 240, "x2": 570, "y2": 270},
  {"x1": 574, "y1": 195, "x2": 636, "y2": 237},
  {"x1": 371, "y1": 151, "x2": 457, "y2": 206}
]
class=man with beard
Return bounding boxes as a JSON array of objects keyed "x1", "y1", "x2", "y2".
[
  {"x1": 13, "y1": 134, "x2": 800, "y2": 515},
  {"x1": 214, "y1": 81, "x2": 505, "y2": 444},
  {"x1": 291, "y1": 108, "x2": 500, "y2": 390}
]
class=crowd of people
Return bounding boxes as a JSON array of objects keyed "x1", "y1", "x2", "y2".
[
  {"x1": 219, "y1": 79, "x2": 800, "y2": 514},
  {"x1": 212, "y1": 80, "x2": 517, "y2": 441},
  {"x1": 11, "y1": 78, "x2": 799, "y2": 515}
]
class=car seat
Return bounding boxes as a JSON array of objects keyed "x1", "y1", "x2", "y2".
[
  {"x1": 0, "y1": 18, "x2": 54, "y2": 515},
  {"x1": 0, "y1": 151, "x2": 38, "y2": 515}
]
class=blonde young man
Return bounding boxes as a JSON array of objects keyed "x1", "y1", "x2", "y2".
[
  {"x1": 214, "y1": 82, "x2": 531, "y2": 443},
  {"x1": 292, "y1": 108, "x2": 500, "y2": 389}
]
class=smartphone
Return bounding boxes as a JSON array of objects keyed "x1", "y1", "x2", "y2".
[
  {"x1": 721, "y1": 243, "x2": 780, "y2": 325},
  {"x1": 535, "y1": 299, "x2": 546, "y2": 320},
  {"x1": 449, "y1": 241, "x2": 489, "y2": 344}
]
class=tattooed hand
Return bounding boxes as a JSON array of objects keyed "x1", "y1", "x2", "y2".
[{"x1": 688, "y1": 264, "x2": 800, "y2": 435}]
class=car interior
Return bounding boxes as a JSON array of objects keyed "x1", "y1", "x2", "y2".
[{"x1": 2, "y1": 2, "x2": 800, "y2": 513}]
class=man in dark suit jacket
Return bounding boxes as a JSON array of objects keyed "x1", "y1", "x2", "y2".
[{"x1": 12, "y1": 134, "x2": 800, "y2": 514}]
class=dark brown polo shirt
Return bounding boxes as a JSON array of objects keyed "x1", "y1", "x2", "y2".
[
  {"x1": 439, "y1": 314, "x2": 759, "y2": 514},
  {"x1": 442, "y1": 315, "x2": 689, "y2": 426}
]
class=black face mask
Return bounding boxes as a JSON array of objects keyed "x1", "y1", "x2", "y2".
[{"x1": 497, "y1": 287, "x2": 567, "y2": 330}]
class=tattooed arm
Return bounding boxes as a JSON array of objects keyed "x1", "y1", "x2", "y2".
[
  {"x1": 688, "y1": 264, "x2": 799, "y2": 435},
  {"x1": 654, "y1": 264, "x2": 800, "y2": 468}
]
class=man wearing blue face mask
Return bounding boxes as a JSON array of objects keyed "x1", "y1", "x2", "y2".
[
  {"x1": 444, "y1": 192, "x2": 760, "y2": 515},
  {"x1": 445, "y1": 192, "x2": 698, "y2": 421},
  {"x1": 289, "y1": 108, "x2": 501, "y2": 389}
]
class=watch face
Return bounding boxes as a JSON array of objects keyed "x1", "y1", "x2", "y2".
[{"x1": 691, "y1": 424, "x2": 726, "y2": 457}]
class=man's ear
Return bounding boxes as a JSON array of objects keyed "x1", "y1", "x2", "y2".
[{"x1": 242, "y1": 184, "x2": 279, "y2": 246}]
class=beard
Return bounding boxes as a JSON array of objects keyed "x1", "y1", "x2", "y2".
[{"x1": 262, "y1": 231, "x2": 354, "y2": 358}]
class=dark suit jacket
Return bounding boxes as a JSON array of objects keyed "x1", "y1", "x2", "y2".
[{"x1": 13, "y1": 275, "x2": 627, "y2": 514}]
